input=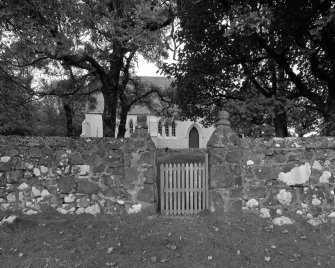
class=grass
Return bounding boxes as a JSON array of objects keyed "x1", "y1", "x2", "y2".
[{"x1": 1, "y1": 209, "x2": 335, "y2": 268}]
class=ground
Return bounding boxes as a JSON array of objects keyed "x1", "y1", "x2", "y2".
[{"x1": 1, "y1": 210, "x2": 335, "y2": 268}]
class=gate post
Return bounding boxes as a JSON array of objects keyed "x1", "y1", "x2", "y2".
[
  {"x1": 125, "y1": 114, "x2": 158, "y2": 214},
  {"x1": 207, "y1": 111, "x2": 244, "y2": 213}
]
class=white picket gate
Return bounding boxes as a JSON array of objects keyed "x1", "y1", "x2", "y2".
[{"x1": 160, "y1": 154, "x2": 209, "y2": 215}]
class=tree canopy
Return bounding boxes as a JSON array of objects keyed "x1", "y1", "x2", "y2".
[
  {"x1": 164, "y1": 0, "x2": 335, "y2": 137},
  {"x1": 1, "y1": 0, "x2": 174, "y2": 137}
]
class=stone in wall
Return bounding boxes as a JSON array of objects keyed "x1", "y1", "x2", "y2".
[{"x1": 278, "y1": 163, "x2": 311, "y2": 186}]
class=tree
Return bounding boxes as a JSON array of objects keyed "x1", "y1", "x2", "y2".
[
  {"x1": 164, "y1": 0, "x2": 335, "y2": 136},
  {"x1": 0, "y1": 50, "x2": 36, "y2": 135},
  {"x1": 1, "y1": 0, "x2": 174, "y2": 137},
  {"x1": 117, "y1": 76, "x2": 173, "y2": 137}
]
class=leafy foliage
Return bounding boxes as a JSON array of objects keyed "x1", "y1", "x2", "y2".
[
  {"x1": 1, "y1": 0, "x2": 174, "y2": 137},
  {"x1": 163, "y1": 0, "x2": 335, "y2": 137}
]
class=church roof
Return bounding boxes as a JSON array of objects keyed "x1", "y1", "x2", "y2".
[{"x1": 85, "y1": 76, "x2": 174, "y2": 114}]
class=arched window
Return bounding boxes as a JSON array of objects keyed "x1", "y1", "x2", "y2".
[
  {"x1": 165, "y1": 122, "x2": 169, "y2": 137},
  {"x1": 158, "y1": 120, "x2": 162, "y2": 136},
  {"x1": 129, "y1": 120, "x2": 134, "y2": 135},
  {"x1": 172, "y1": 121, "x2": 176, "y2": 137}
]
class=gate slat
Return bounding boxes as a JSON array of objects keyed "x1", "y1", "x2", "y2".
[
  {"x1": 194, "y1": 163, "x2": 198, "y2": 214},
  {"x1": 201, "y1": 163, "x2": 205, "y2": 210},
  {"x1": 160, "y1": 163, "x2": 164, "y2": 214},
  {"x1": 205, "y1": 153, "x2": 209, "y2": 210},
  {"x1": 173, "y1": 164, "x2": 177, "y2": 215},
  {"x1": 185, "y1": 163, "x2": 189, "y2": 214},
  {"x1": 177, "y1": 163, "x2": 181, "y2": 215},
  {"x1": 168, "y1": 163, "x2": 173, "y2": 215},
  {"x1": 189, "y1": 163, "x2": 193, "y2": 214},
  {"x1": 181, "y1": 163, "x2": 185, "y2": 215},
  {"x1": 199, "y1": 164, "x2": 203, "y2": 210},
  {"x1": 164, "y1": 163, "x2": 169, "y2": 215}
]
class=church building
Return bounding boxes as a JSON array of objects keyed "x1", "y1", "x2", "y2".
[{"x1": 80, "y1": 77, "x2": 214, "y2": 149}]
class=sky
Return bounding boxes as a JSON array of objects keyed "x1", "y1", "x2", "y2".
[
  {"x1": 31, "y1": 53, "x2": 171, "y2": 88},
  {"x1": 135, "y1": 54, "x2": 162, "y2": 77}
]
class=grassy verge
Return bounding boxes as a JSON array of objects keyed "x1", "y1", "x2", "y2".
[{"x1": 1, "y1": 209, "x2": 335, "y2": 268}]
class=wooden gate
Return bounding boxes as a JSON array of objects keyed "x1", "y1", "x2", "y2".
[{"x1": 160, "y1": 154, "x2": 209, "y2": 215}]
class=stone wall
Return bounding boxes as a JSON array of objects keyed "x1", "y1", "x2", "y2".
[
  {"x1": 208, "y1": 111, "x2": 335, "y2": 225},
  {"x1": 0, "y1": 118, "x2": 157, "y2": 216}
]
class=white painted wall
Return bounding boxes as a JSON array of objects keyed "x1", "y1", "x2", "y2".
[
  {"x1": 80, "y1": 114, "x2": 103, "y2": 138},
  {"x1": 81, "y1": 113, "x2": 214, "y2": 148}
]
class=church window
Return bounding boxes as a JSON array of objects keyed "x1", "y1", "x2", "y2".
[
  {"x1": 165, "y1": 122, "x2": 169, "y2": 137},
  {"x1": 172, "y1": 121, "x2": 176, "y2": 137},
  {"x1": 158, "y1": 121, "x2": 162, "y2": 136},
  {"x1": 129, "y1": 120, "x2": 134, "y2": 134}
]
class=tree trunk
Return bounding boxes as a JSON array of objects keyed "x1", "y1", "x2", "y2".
[
  {"x1": 273, "y1": 66, "x2": 289, "y2": 137},
  {"x1": 62, "y1": 96, "x2": 74, "y2": 137},
  {"x1": 102, "y1": 89, "x2": 118, "y2": 137},
  {"x1": 274, "y1": 105, "x2": 289, "y2": 137},
  {"x1": 101, "y1": 51, "x2": 124, "y2": 137},
  {"x1": 117, "y1": 105, "x2": 129, "y2": 138},
  {"x1": 322, "y1": 108, "x2": 335, "y2": 136}
]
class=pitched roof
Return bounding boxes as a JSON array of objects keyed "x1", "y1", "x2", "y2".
[{"x1": 86, "y1": 76, "x2": 173, "y2": 114}]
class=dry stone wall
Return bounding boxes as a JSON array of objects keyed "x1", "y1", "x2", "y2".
[
  {"x1": 0, "y1": 133, "x2": 157, "y2": 216},
  {"x1": 241, "y1": 137, "x2": 335, "y2": 225},
  {"x1": 208, "y1": 111, "x2": 335, "y2": 226}
]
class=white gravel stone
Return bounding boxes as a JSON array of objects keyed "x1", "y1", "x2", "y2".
[
  {"x1": 25, "y1": 163, "x2": 34, "y2": 169},
  {"x1": 40, "y1": 166, "x2": 48, "y2": 173},
  {"x1": 246, "y1": 199, "x2": 259, "y2": 208},
  {"x1": 312, "y1": 197, "x2": 321, "y2": 206},
  {"x1": 328, "y1": 212, "x2": 335, "y2": 218},
  {"x1": 26, "y1": 201, "x2": 33, "y2": 208},
  {"x1": 18, "y1": 183, "x2": 29, "y2": 190},
  {"x1": 247, "y1": 160, "x2": 254, "y2": 166},
  {"x1": 307, "y1": 218, "x2": 322, "y2": 226},
  {"x1": 1, "y1": 204, "x2": 10, "y2": 211},
  {"x1": 76, "y1": 208, "x2": 85, "y2": 215},
  {"x1": 6, "y1": 193, "x2": 16, "y2": 202},
  {"x1": 128, "y1": 203, "x2": 142, "y2": 214},
  {"x1": 272, "y1": 216, "x2": 294, "y2": 226},
  {"x1": 312, "y1": 161, "x2": 323, "y2": 170},
  {"x1": 319, "y1": 171, "x2": 331, "y2": 183},
  {"x1": 24, "y1": 210, "x2": 38, "y2": 215},
  {"x1": 64, "y1": 194, "x2": 75, "y2": 203},
  {"x1": 74, "y1": 165, "x2": 90, "y2": 176},
  {"x1": 259, "y1": 208, "x2": 271, "y2": 218},
  {"x1": 57, "y1": 207, "x2": 68, "y2": 214},
  {"x1": 278, "y1": 163, "x2": 311, "y2": 186},
  {"x1": 40, "y1": 189, "x2": 50, "y2": 197},
  {"x1": 33, "y1": 168, "x2": 41, "y2": 177},
  {"x1": 85, "y1": 204, "x2": 101, "y2": 215},
  {"x1": 301, "y1": 202, "x2": 308, "y2": 208},
  {"x1": 18, "y1": 192, "x2": 24, "y2": 201},
  {"x1": 0, "y1": 156, "x2": 11, "y2": 162},
  {"x1": 32, "y1": 186, "x2": 41, "y2": 197},
  {"x1": 296, "y1": 210, "x2": 303, "y2": 215},
  {"x1": 277, "y1": 189, "x2": 292, "y2": 206}
]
